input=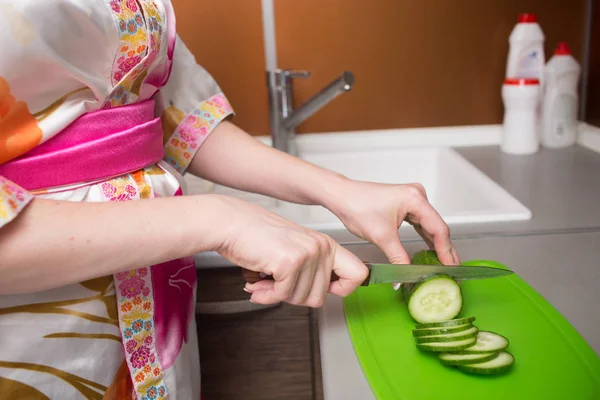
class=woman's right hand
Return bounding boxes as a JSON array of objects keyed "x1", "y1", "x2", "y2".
[{"x1": 213, "y1": 195, "x2": 369, "y2": 308}]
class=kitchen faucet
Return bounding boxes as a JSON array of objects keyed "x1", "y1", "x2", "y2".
[{"x1": 266, "y1": 69, "x2": 354, "y2": 155}]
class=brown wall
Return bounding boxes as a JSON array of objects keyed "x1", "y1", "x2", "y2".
[
  {"x1": 172, "y1": 0, "x2": 586, "y2": 135},
  {"x1": 172, "y1": 0, "x2": 269, "y2": 135}
]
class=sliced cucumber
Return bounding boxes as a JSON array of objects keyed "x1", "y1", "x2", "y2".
[
  {"x1": 415, "y1": 316, "x2": 476, "y2": 329},
  {"x1": 457, "y1": 331, "x2": 510, "y2": 354},
  {"x1": 438, "y1": 351, "x2": 498, "y2": 366},
  {"x1": 414, "y1": 326, "x2": 478, "y2": 344},
  {"x1": 403, "y1": 274, "x2": 462, "y2": 324},
  {"x1": 457, "y1": 351, "x2": 514, "y2": 375},
  {"x1": 412, "y1": 323, "x2": 473, "y2": 337},
  {"x1": 416, "y1": 336, "x2": 477, "y2": 352}
]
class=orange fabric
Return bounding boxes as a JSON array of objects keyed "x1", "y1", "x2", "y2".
[
  {"x1": 102, "y1": 360, "x2": 133, "y2": 400},
  {"x1": 0, "y1": 77, "x2": 43, "y2": 164}
]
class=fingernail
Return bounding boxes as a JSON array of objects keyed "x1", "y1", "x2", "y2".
[
  {"x1": 259, "y1": 272, "x2": 267, "y2": 278},
  {"x1": 243, "y1": 287, "x2": 251, "y2": 293},
  {"x1": 392, "y1": 282, "x2": 401, "y2": 291},
  {"x1": 249, "y1": 299, "x2": 254, "y2": 303}
]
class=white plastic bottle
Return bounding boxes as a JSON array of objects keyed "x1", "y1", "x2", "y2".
[
  {"x1": 501, "y1": 78, "x2": 541, "y2": 155},
  {"x1": 541, "y1": 42, "x2": 581, "y2": 148},
  {"x1": 506, "y1": 13, "x2": 545, "y2": 83}
]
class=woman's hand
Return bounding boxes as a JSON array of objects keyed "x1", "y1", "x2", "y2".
[
  {"x1": 324, "y1": 180, "x2": 459, "y2": 266},
  {"x1": 213, "y1": 195, "x2": 369, "y2": 307}
]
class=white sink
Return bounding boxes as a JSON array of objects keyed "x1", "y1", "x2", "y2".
[{"x1": 185, "y1": 146, "x2": 531, "y2": 231}]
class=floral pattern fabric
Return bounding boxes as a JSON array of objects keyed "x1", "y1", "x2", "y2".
[
  {"x1": 0, "y1": 177, "x2": 33, "y2": 229},
  {"x1": 105, "y1": 0, "x2": 166, "y2": 108},
  {"x1": 164, "y1": 93, "x2": 233, "y2": 174},
  {"x1": 0, "y1": 0, "x2": 234, "y2": 399},
  {"x1": 116, "y1": 268, "x2": 167, "y2": 400}
]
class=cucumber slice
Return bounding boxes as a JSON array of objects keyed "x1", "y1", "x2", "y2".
[
  {"x1": 415, "y1": 316, "x2": 476, "y2": 329},
  {"x1": 414, "y1": 326, "x2": 478, "y2": 344},
  {"x1": 412, "y1": 323, "x2": 473, "y2": 337},
  {"x1": 403, "y1": 275, "x2": 462, "y2": 324},
  {"x1": 457, "y1": 331, "x2": 510, "y2": 354},
  {"x1": 416, "y1": 337, "x2": 477, "y2": 352},
  {"x1": 438, "y1": 351, "x2": 498, "y2": 366},
  {"x1": 457, "y1": 351, "x2": 515, "y2": 375}
]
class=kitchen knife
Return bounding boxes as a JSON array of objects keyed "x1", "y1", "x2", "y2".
[{"x1": 243, "y1": 262, "x2": 513, "y2": 286}]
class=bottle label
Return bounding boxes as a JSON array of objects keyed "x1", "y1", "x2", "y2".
[
  {"x1": 516, "y1": 49, "x2": 543, "y2": 78},
  {"x1": 552, "y1": 95, "x2": 577, "y2": 142}
]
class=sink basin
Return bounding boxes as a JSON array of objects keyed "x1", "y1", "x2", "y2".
[{"x1": 184, "y1": 146, "x2": 531, "y2": 231}]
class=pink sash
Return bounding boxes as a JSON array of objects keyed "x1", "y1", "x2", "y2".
[{"x1": 0, "y1": 100, "x2": 164, "y2": 191}]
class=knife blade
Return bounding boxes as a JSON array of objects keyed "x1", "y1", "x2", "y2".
[
  {"x1": 242, "y1": 262, "x2": 513, "y2": 286},
  {"x1": 362, "y1": 263, "x2": 513, "y2": 286}
]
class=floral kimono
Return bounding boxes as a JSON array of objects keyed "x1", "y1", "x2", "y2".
[{"x1": 0, "y1": 1, "x2": 233, "y2": 399}]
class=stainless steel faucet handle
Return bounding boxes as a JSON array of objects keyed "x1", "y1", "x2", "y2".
[{"x1": 282, "y1": 69, "x2": 311, "y2": 79}]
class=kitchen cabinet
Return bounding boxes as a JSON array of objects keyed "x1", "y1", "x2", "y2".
[{"x1": 195, "y1": 267, "x2": 322, "y2": 400}]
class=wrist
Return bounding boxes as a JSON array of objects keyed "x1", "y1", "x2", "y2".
[
  {"x1": 309, "y1": 169, "x2": 354, "y2": 213},
  {"x1": 182, "y1": 194, "x2": 235, "y2": 253}
]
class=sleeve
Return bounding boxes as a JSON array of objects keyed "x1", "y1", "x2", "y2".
[
  {"x1": 158, "y1": 36, "x2": 235, "y2": 174},
  {"x1": 0, "y1": 77, "x2": 36, "y2": 228},
  {"x1": 0, "y1": 177, "x2": 33, "y2": 229}
]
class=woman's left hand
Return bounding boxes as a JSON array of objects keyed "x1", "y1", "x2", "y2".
[{"x1": 325, "y1": 180, "x2": 460, "y2": 266}]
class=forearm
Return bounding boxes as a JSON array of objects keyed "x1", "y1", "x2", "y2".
[
  {"x1": 188, "y1": 121, "x2": 350, "y2": 208},
  {"x1": 0, "y1": 195, "x2": 229, "y2": 295}
]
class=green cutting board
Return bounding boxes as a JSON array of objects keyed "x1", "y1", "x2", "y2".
[{"x1": 343, "y1": 259, "x2": 600, "y2": 400}]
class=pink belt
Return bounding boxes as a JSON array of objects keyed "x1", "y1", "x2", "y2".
[{"x1": 0, "y1": 100, "x2": 164, "y2": 191}]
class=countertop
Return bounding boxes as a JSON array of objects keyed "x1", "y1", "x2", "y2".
[{"x1": 318, "y1": 144, "x2": 600, "y2": 399}]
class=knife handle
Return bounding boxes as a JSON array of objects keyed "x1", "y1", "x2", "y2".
[{"x1": 242, "y1": 263, "x2": 372, "y2": 287}]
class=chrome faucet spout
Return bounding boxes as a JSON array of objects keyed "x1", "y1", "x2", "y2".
[
  {"x1": 267, "y1": 69, "x2": 355, "y2": 155},
  {"x1": 282, "y1": 71, "x2": 354, "y2": 131}
]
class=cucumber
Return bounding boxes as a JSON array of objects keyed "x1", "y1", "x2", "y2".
[
  {"x1": 457, "y1": 351, "x2": 515, "y2": 375},
  {"x1": 416, "y1": 337, "x2": 477, "y2": 352},
  {"x1": 412, "y1": 323, "x2": 473, "y2": 337},
  {"x1": 438, "y1": 351, "x2": 498, "y2": 366},
  {"x1": 410, "y1": 249, "x2": 443, "y2": 266},
  {"x1": 457, "y1": 331, "x2": 510, "y2": 354},
  {"x1": 414, "y1": 326, "x2": 478, "y2": 344},
  {"x1": 402, "y1": 274, "x2": 462, "y2": 324},
  {"x1": 415, "y1": 316, "x2": 476, "y2": 329}
]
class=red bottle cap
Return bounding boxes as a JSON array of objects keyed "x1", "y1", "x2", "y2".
[
  {"x1": 504, "y1": 78, "x2": 540, "y2": 85},
  {"x1": 554, "y1": 42, "x2": 571, "y2": 55},
  {"x1": 518, "y1": 13, "x2": 537, "y2": 23}
]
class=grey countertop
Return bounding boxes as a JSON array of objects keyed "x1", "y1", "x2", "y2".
[{"x1": 318, "y1": 144, "x2": 600, "y2": 400}]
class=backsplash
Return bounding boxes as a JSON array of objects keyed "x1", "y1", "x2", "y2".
[{"x1": 173, "y1": 0, "x2": 587, "y2": 135}]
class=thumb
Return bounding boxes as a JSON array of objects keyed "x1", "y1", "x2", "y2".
[
  {"x1": 375, "y1": 230, "x2": 410, "y2": 264},
  {"x1": 328, "y1": 245, "x2": 370, "y2": 297}
]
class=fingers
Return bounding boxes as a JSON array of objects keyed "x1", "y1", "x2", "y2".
[
  {"x1": 451, "y1": 246, "x2": 461, "y2": 265},
  {"x1": 246, "y1": 232, "x2": 333, "y2": 307},
  {"x1": 289, "y1": 261, "x2": 319, "y2": 304},
  {"x1": 328, "y1": 245, "x2": 370, "y2": 297},
  {"x1": 296, "y1": 235, "x2": 334, "y2": 307},
  {"x1": 304, "y1": 259, "x2": 330, "y2": 308},
  {"x1": 413, "y1": 224, "x2": 435, "y2": 250},
  {"x1": 371, "y1": 227, "x2": 411, "y2": 265},
  {"x1": 408, "y1": 200, "x2": 458, "y2": 265},
  {"x1": 246, "y1": 264, "x2": 301, "y2": 305}
]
